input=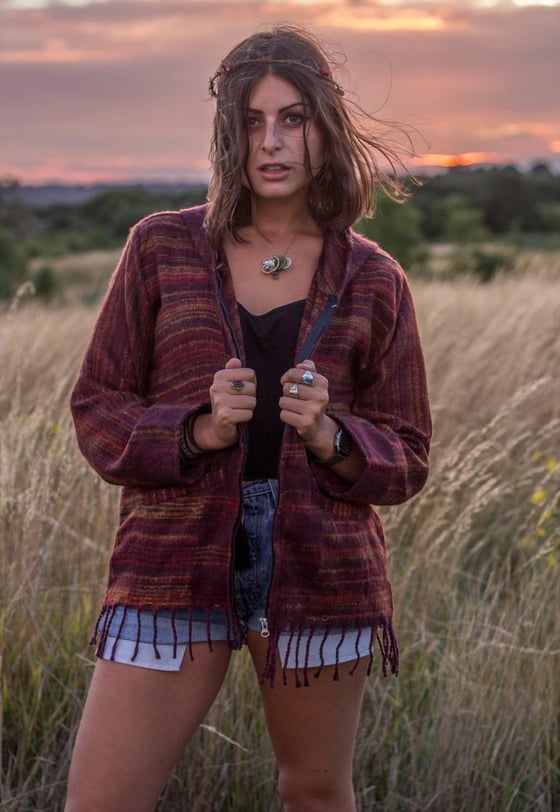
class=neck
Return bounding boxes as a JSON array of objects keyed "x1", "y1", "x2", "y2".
[{"x1": 252, "y1": 199, "x2": 310, "y2": 239}]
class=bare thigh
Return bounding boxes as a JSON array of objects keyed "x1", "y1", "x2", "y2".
[
  {"x1": 65, "y1": 643, "x2": 231, "y2": 812},
  {"x1": 248, "y1": 632, "x2": 368, "y2": 812}
]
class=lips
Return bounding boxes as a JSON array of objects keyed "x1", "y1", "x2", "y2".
[{"x1": 258, "y1": 163, "x2": 290, "y2": 175}]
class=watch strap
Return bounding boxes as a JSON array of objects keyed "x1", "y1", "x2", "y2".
[{"x1": 311, "y1": 427, "x2": 352, "y2": 467}]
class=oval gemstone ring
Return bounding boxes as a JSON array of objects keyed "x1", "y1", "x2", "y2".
[
  {"x1": 230, "y1": 380, "x2": 245, "y2": 392},
  {"x1": 288, "y1": 383, "x2": 300, "y2": 398},
  {"x1": 301, "y1": 370, "x2": 314, "y2": 386}
]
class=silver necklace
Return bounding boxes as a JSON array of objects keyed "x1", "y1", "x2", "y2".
[{"x1": 260, "y1": 230, "x2": 299, "y2": 279}]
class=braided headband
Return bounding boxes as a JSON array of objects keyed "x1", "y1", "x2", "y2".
[{"x1": 209, "y1": 58, "x2": 343, "y2": 98}]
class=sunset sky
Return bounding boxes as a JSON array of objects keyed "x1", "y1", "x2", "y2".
[{"x1": 1, "y1": 0, "x2": 559, "y2": 185}]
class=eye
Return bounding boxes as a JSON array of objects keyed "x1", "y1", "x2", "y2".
[
  {"x1": 247, "y1": 115, "x2": 262, "y2": 129},
  {"x1": 284, "y1": 112, "x2": 305, "y2": 127}
]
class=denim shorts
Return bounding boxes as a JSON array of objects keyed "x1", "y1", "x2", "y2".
[{"x1": 99, "y1": 479, "x2": 373, "y2": 672}]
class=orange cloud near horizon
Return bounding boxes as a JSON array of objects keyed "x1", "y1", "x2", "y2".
[
  {"x1": 412, "y1": 152, "x2": 509, "y2": 169},
  {"x1": 0, "y1": 153, "x2": 528, "y2": 187}
]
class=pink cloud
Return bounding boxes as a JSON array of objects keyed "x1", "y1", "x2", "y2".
[{"x1": 1, "y1": 1, "x2": 559, "y2": 182}]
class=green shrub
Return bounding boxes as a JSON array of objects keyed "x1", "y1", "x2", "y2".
[
  {"x1": 450, "y1": 246, "x2": 515, "y2": 283},
  {"x1": 0, "y1": 226, "x2": 28, "y2": 299},
  {"x1": 32, "y1": 265, "x2": 59, "y2": 301},
  {"x1": 355, "y1": 194, "x2": 427, "y2": 271}
]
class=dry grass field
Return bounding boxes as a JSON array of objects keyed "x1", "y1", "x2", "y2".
[{"x1": 1, "y1": 257, "x2": 559, "y2": 810}]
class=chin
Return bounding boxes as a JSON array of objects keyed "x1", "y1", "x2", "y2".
[{"x1": 254, "y1": 184, "x2": 307, "y2": 202}]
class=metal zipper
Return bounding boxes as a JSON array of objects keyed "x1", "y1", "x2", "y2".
[
  {"x1": 296, "y1": 294, "x2": 338, "y2": 362},
  {"x1": 216, "y1": 269, "x2": 243, "y2": 359}
]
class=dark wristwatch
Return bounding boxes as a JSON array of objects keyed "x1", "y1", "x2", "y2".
[{"x1": 313, "y1": 427, "x2": 353, "y2": 467}]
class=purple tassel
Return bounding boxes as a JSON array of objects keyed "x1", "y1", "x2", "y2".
[
  {"x1": 110, "y1": 605, "x2": 128, "y2": 661},
  {"x1": 206, "y1": 610, "x2": 214, "y2": 653},
  {"x1": 131, "y1": 608, "x2": 142, "y2": 662},
  {"x1": 152, "y1": 609, "x2": 161, "y2": 660},
  {"x1": 348, "y1": 627, "x2": 363, "y2": 676},
  {"x1": 188, "y1": 606, "x2": 194, "y2": 661},
  {"x1": 171, "y1": 609, "x2": 178, "y2": 660},
  {"x1": 313, "y1": 627, "x2": 329, "y2": 680}
]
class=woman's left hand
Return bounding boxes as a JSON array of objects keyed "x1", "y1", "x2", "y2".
[{"x1": 279, "y1": 360, "x2": 331, "y2": 444}]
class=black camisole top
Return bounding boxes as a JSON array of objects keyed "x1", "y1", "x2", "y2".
[{"x1": 238, "y1": 298, "x2": 306, "y2": 480}]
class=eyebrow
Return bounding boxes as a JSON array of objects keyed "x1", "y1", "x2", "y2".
[{"x1": 247, "y1": 101, "x2": 305, "y2": 115}]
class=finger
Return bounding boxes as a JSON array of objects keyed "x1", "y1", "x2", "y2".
[
  {"x1": 279, "y1": 391, "x2": 327, "y2": 414},
  {"x1": 226, "y1": 379, "x2": 257, "y2": 395},
  {"x1": 296, "y1": 359, "x2": 317, "y2": 387},
  {"x1": 222, "y1": 357, "x2": 256, "y2": 384},
  {"x1": 227, "y1": 394, "x2": 257, "y2": 410},
  {"x1": 278, "y1": 406, "x2": 319, "y2": 436},
  {"x1": 213, "y1": 395, "x2": 257, "y2": 422},
  {"x1": 225, "y1": 357, "x2": 242, "y2": 370},
  {"x1": 280, "y1": 366, "x2": 325, "y2": 388},
  {"x1": 224, "y1": 358, "x2": 257, "y2": 385},
  {"x1": 214, "y1": 368, "x2": 257, "y2": 386},
  {"x1": 214, "y1": 388, "x2": 257, "y2": 410},
  {"x1": 220, "y1": 407, "x2": 256, "y2": 424},
  {"x1": 210, "y1": 377, "x2": 256, "y2": 414},
  {"x1": 282, "y1": 381, "x2": 307, "y2": 400},
  {"x1": 281, "y1": 368, "x2": 306, "y2": 386},
  {"x1": 278, "y1": 396, "x2": 306, "y2": 416},
  {"x1": 281, "y1": 375, "x2": 327, "y2": 399}
]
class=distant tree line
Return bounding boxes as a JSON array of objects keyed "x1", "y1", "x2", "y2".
[
  {"x1": 413, "y1": 162, "x2": 560, "y2": 237},
  {"x1": 356, "y1": 162, "x2": 560, "y2": 269},
  {"x1": 0, "y1": 183, "x2": 208, "y2": 259},
  {"x1": 0, "y1": 184, "x2": 207, "y2": 299},
  {"x1": 0, "y1": 164, "x2": 559, "y2": 299}
]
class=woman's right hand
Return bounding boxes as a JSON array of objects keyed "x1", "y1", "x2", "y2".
[{"x1": 195, "y1": 357, "x2": 257, "y2": 450}]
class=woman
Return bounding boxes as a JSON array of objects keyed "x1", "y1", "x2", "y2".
[{"x1": 66, "y1": 25, "x2": 431, "y2": 812}]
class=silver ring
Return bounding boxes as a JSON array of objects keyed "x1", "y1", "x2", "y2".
[
  {"x1": 230, "y1": 380, "x2": 245, "y2": 392},
  {"x1": 288, "y1": 383, "x2": 300, "y2": 398},
  {"x1": 301, "y1": 370, "x2": 314, "y2": 386}
]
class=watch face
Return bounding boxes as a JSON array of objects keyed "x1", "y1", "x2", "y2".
[{"x1": 335, "y1": 428, "x2": 352, "y2": 457}]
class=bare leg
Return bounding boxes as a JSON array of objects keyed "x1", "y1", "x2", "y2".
[
  {"x1": 248, "y1": 632, "x2": 368, "y2": 812},
  {"x1": 65, "y1": 643, "x2": 231, "y2": 812}
]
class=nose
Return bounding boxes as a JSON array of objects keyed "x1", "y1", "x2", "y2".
[{"x1": 261, "y1": 118, "x2": 281, "y2": 152}]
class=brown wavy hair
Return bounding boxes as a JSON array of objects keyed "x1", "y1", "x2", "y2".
[{"x1": 205, "y1": 24, "x2": 413, "y2": 249}]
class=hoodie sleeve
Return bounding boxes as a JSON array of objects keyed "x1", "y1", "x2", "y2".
[
  {"x1": 310, "y1": 260, "x2": 432, "y2": 506},
  {"x1": 70, "y1": 217, "x2": 211, "y2": 488}
]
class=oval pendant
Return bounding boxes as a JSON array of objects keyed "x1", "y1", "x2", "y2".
[
  {"x1": 262, "y1": 255, "x2": 292, "y2": 275},
  {"x1": 277, "y1": 255, "x2": 292, "y2": 271},
  {"x1": 262, "y1": 255, "x2": 281, "y2": 274}
]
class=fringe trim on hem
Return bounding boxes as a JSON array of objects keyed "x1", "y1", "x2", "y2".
[
  {"x1": 90, "y1": 604, "x2": 246, "y2": 662},
  {"x1": 377, "y1": 621, "x2": 400, "y2": 678},
  {"x1": 90, "y1": 606, "x2": 399, "y2": 685},
  {"x1": 257, "y1": 619, "x2": 399, "y2": 687}
]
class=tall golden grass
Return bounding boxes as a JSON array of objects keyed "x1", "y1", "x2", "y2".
[{"x1": 1, "y1": 267, "x2": 559, "y2": 811}]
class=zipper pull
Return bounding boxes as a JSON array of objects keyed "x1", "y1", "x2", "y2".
[{"x1": 259, "y1": 617, "x2": 270, "y2": 638}]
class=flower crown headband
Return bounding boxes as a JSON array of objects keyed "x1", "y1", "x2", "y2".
[{"x1": 208, "y1": 57, "x2": 344, "y2": 98}]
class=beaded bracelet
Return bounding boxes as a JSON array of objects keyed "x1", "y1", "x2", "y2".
[{"x1": 179, "y1": 413, "x2": 205, "y2": 460}]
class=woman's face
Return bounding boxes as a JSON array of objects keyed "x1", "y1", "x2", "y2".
[{"x1": 244, "y1": 74, "x2": 323, "y2": 206}]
